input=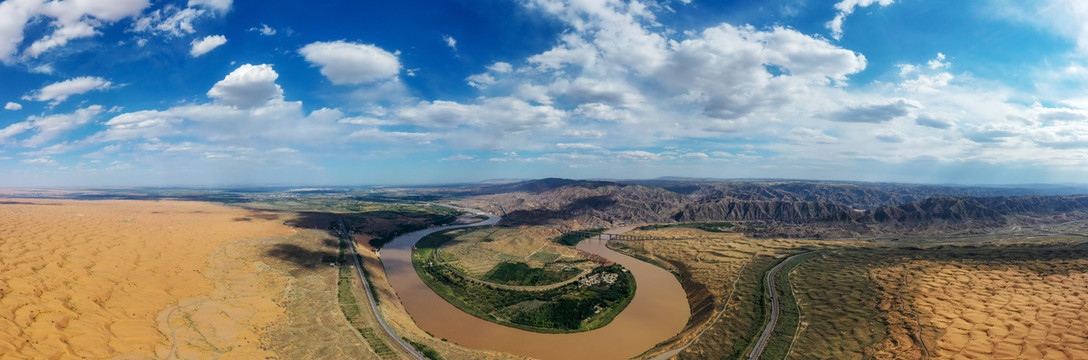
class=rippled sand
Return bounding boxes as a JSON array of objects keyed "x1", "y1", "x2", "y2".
[
  {"x1": 0, "y1": 199, "x2": 293, "y2": 358},
  {"x1": 875, "y1": 260, "x2": 1088, "y2": 359}
]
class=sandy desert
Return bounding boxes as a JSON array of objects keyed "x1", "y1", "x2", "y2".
[
  {"x1": 0, "y1": 199, "x2": 295, "y2": 358},
  {"x1": 874, "y1": 259, "x2": 1088, "y2": 359}
]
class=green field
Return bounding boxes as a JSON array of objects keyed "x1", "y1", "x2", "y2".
[
  {"x1": 484, "y1": 261, "x2": 581, "y2": 286},
  {"x1": 637, "y1": 222, "x2": 735, "y2": 233},
  {"x1": 413, "y1": 230, "x2": 636, "y2": 333}
]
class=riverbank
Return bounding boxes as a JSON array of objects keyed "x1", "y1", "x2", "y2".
[{"x1": 381, "y1": 220, "x2": 689, "y2": 360}]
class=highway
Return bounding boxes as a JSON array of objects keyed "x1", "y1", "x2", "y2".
[
  {"x1": 747, "y1": 252, "x2": 810, "y2": 360},
  {"x1": 338, "y1": 216, "x2": 425, "y2": 360}
]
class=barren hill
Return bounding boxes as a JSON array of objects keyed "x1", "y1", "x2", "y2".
[{"x1": 453, "y1": 179, "x2": 1088, "y2": 235}]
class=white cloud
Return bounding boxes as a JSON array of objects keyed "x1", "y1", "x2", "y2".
[
  {"x1": 787, "y1": 128, "x2": 838, "y2": 144},
  {"x1": 900, "y1": 73, "x2": 953, "y2": 93},
  {"x1": 133, "y1": 6, "x2": 205, "y2": 36},
  {"x1": 826, "y1": 0, "x2": 894, "y2": 40},
  {"x1": 466, "y1": 73, "x2": 496, "y2": 89},
  {"x1": 188, "y1": 0, "x2": 232, "y2": 12},
  {"x1": 338, "y1": 116, "x2": 395, "y2": 126},
  {"x1": 0, "y1": 0, "x2": 150, "y2": 62},
  {"x1": 992, "y1": 0, "x2": 1088, "y2": 56},
  {"x1": 4, "y1": 102, "x2": 21, "y2": 110},
  {"x1": 94, "y1": 67, "x2": 347, "y2": 148},
  {"x1": 299, "y1": 40, "x2": 400, "y2": 84},
  {"x1": 190, "y1": 35, "x2": 226, "y2": 57},
  {"x1": 680, "y1": 152, "x2": 710, "y2": 159},
  {"x1": 21, "y1": 157, "x2": 57, "y2": 165},
  {"x1": 443, "y1": 35, "x2": 457, "y2": 50},
  {"x1": 30, "y1": 64, "x2": 54, "y2": 74},
  {"x1": 556, "y1": 143, "x2": 600, "y2": 150},
  {"x1": 395, "y1": 97, "x2": 564, "y2": 132},
  {"x1": 928, "y1": 53, "x2": 949, "y2": 69},
  {"x1": 488, "y1": 62, "x2": 513, "y2": 73},
  {"x1": 614, "y1": 150, "x2": 665, "y2": 161},
  {"x1": 25, "y1": 76, "x2": 112, "y2": 104},
  {"x1": 249, "y1": 24, "x2": 276, "y2": 36},
  {"x1": 562, "y1": 129, "x2": 604, "y2": 138},
  {"x1": 441, "y1": 154, "x2": 474, "y2": 161},
  {"x1": 0, "y1": 105, "x2": 103, "y2": 147},
  {"x1": 206, "y1": 63, "x2": 283, "y2": 108}
]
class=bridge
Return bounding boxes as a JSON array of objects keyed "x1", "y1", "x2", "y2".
[{"x1": 560, "y1": 230, "x2": 694, "y2": 242}]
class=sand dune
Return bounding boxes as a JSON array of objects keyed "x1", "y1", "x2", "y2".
[
  {"x1": 0, "y1": 199, "x2": 293, "y2": 358},
  {"x1": 874, "y1": 260, "x2": 1088, "y2": 360}
]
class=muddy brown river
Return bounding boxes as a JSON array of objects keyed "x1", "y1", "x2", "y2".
[{"x1": 381, "y1": 220, "x2": 690, "y2": 360}]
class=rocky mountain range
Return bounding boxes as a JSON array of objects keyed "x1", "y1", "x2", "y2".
[{"x1": 452, "y1": 178, "x2": 1088, "y2": 237}]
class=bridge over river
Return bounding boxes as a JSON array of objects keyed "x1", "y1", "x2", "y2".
[{"x1": 561, "y1": 229, "x2": 696, "y2": 241}]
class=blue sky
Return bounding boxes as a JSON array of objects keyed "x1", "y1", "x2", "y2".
[{"x1": 2, "y1": 0, "x2": 1088, "y2": 186}]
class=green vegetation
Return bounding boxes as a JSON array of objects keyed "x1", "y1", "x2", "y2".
[
  {"x1": 348, "y1": 208, "x2": 460, "y2": 248},
  {"x1": 554, "y1": 228, "x2": 607, "y2": 246},
  {"x1": 787, "y1": 250, "x2": 891, "y2": 359},
  {"x1": 402, "y1": 337, "x2": 443, "y2": 360},
  {"x1": 413, "y1": 230, "x2": 636, "y2": 333},
  {"x1": 637, "y1": 221, "x2": 735, "y2": 232},
  {"x1": 334, "y1": 233, "x2": 397, "y2": 359},
  {"x1": 484, "y1": 261, "x2": 580, "y2": 286},
  {"x1": 678, "y1": 255, "x2": 778, "y2": 360},
  {"x1": 761, "y1": 253, "x2": 818, "y2": 360}
]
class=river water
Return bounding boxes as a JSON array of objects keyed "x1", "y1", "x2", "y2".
[{"x1": 381, "y1": 221, "x2": 690, "y2": 360}]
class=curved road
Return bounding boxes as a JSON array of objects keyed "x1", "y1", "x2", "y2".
[{"x1": 747, "y1": 252, "x2": 810, "y2": 360}]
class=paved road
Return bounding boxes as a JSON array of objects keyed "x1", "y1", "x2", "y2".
[
  {"x1": 747, "y1": 253, "x2": 810, "y2": 360},
  {"x1": 339, "y1": 210, "x2": 500, "y2": 360},
  {"x1": 338, "y1": 216, "x2": 426, "y2": 360}
]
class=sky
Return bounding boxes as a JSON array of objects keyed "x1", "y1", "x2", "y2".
[{"x1": 2, "y1": 0, "x2": 1088, "y2": 186}]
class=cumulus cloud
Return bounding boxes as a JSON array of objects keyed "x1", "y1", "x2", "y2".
[
  {"x1": 299, "y1": 40, "x2": 400, "y2": 84},
  {"x1": 206, "y1": 64, "x2": 284, "y2": 108},
  {"x1": 826, "y1": 0, "x2": 894, "y2": 40},
  {"x1": 4, "y1": 102, "x2": 21, "y2": 110},
  {"x1": 93, "y1": 64, "x2": 348, "y2": 149},
  {"x1": 658, "y1": 24, "x2": 866, "y2": 120},
  {"x1": 24, "y1": 76, "x2": 112, "y2": 104},
  {"x1": 190, "y1": 35, "x2": 226, "y2": 57},
  {"x1": 395, "y1": 97, "x2": 564, "y2": 132}
]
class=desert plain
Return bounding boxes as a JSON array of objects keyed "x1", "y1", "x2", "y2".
[{"x1": 0, "y1": 199, "x2": 296, "y2": 358}]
